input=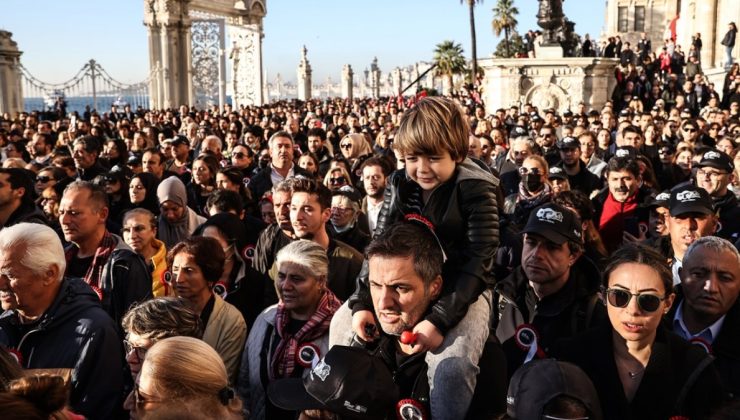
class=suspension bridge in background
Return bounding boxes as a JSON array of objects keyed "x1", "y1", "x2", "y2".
[{"x1": 21, "y1": 59, "x2": 150, "y2": 114}]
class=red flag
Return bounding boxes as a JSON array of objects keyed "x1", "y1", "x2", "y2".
[{"x1": 669, "y1": 15, "x2": 679, "y2": 41}]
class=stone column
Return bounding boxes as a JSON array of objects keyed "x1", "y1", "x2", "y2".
[
  {"x1": 391, "y1": 68, "x2": 403, "y2": 95},
  {"x1": 696, "y1": 0, "x2": 718, "y2": 67},
  {"x1": 144, "y1": 0, "x2": 160, "y2": 109},
  {"x1": 341, "y1": 64, "x2": 353, "y2": 100},
  {"x1": 370, "y1": 57, "x2": 381, "y2": 98},
  {"x1": 297, "y1": 45, "x2": 312, "y2": 101},
  {"x1": 0, "y1": 30, "x2": 23, "y2": 115}
]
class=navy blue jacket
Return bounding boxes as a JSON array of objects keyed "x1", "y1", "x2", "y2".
[{"x1": 0, "y1": 277, "x2": 124, "y2": 419}]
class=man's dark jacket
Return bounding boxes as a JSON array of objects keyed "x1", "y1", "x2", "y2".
[
  {"x1": 667, "y1": 287, "x2": 740, "y2": 401},
  {"x1": 0, "y1": 277, "x2": 124, "y2": 419},
  {"x1": 494, "y1": 256, "x2": 607, "y2": 377},
  {"x1": 248, "y1": 165, "x2": 312, "y2": 201}
]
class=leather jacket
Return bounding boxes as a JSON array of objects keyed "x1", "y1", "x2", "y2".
[{"x1": 348, "y1": 158, "x2": 500, "y2": 334}]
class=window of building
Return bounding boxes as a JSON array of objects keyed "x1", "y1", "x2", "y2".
[
  {"x1": 634, "y1": 6, "x2": 646, "y2": 32},
  {"x1": 618, "y1": 6, "x2": 629, "y2": 32}
]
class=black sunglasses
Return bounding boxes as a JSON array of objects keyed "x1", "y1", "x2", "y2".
[
  {"x1": 233, "y1": 152, "x2": 248, "y2": 159},
  {"x1": 36, "y1": 176, "x2": 54, "y2": 183},
  {"x1": 518, "y1": 167, "x2": 541, "y2": 175},
  {"x1": 604, "y1": 288, "x2": 666, "y2": 313},
  {"x1": 330, "y1": 176, "x2": 347, "y2": 185},
  {"x1": 340, "y1": 143, "x2": 352, "y2": 150}
]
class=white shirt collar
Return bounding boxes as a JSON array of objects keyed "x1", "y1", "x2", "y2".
[{"x1": 672, "y1": 301, "x2": 726, "y2": 344}]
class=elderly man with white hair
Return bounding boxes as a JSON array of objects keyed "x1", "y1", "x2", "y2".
[{"x1": 0, "y1": 223, "x2": 124, "y2": 419}]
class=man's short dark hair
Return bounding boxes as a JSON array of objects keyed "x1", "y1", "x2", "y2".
[
  {"x1": 289, "y1": 177, "x2": 331, "y2": 210},
  {"x1": 307, "y1": 127, "x2": 327, "y2": 141},
  {"x1": 0, "y1": 168, "x2": 34, "y2": 204},
  {"x1": 143, "y1": 147, "x2": 167, "y2": 164},
  {"x1": 35, "y1": 132, "x2": 52, "y2": 147},
  {"x1": 206, "y1": 189, "x2": 244, "y2": 215},
  {"x1": 365, "y1": 222, "x2": 444, "y2": 286},
  {"x1": 621, "y1": 125, "x2": 643, "y2": 138},
  {"x1": 606, "y1": 156, "x2": 640, "y2": 178},
  {"x1": 360, "y1": 156, "x2": 394, "y2": 177},
  {"x1": 167, "y1": 236, "x2": 225, "y2": 284}
]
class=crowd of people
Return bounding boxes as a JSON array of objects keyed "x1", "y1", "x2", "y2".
[{"x1": 0, "y1": 59, "x2": 738, "y2": 420}]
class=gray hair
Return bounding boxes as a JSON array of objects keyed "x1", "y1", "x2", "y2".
[
  {"x1": 0, "y1": 223, "x2": 65, "y2": 281},
  {"x1": 684, "y1": 236, "x2": 740, "y2": 267},
  {"x1": 511, "y1": 136, "x2": 536, "y2": 149},
  {"x1": 123, "y1": 208, "x2": 157, "y2": 229},
  {"x1": 275, "y1": 240, "x2": 329, "y2": 280}
]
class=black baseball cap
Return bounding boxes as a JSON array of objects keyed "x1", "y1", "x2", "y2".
[
  {"x1": 696, "y1": 149, "x2": 734, "y2": 172},
  {"x1": 563, "y1": 110, "x2": 574, "y2": 117},
  {"x1": 618, "y1": 109, "x2": 631, "y2": 118},
  {"x1": 548, "y1": 166, "x2": 568, "y2": 181},
  {"x1": 511, "y1": 126, "x2": 528, "y2": 137},
  {"x1": 648, "y1": 190, "x2": 671, "y2": 209},
  {"x1": 557, "y1": 136, "x2": 579, "y2": 150},
  {"x1": 613, "y1": 146, "x2": 638, "y2": 160},
  {"x1": 268, "y1": 346, "x2": 399, "y2": 419},
  {"x1": 507, "y1": 359, "x2": 603, "y2": 420},
  {"x1": 669, "y1": 185, "x2": 714, "y2": 217},
  {"x1": 164, "y1": 135, "x2": 189, "y2": 147},
  {"x1": 332, "y1": 185, "x2": 362, "y2": 203},
  {"x1": 522, "y1": 203, "x2": 583, "y2": 245}
]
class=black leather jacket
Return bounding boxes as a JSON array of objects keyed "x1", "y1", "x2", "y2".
[{"x1": 348, "y1": 158, "x2": 500, "y2": 334}]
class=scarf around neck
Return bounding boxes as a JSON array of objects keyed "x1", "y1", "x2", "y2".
[{"x1": 270, "y1": 289, "x2": 342, "y2": 380}]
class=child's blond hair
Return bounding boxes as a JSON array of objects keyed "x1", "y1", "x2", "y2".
[{"x1": 394, "y1": 97, "x2": 470, "y2": 161}]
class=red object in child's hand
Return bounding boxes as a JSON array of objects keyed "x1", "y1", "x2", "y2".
[{"x1": 400, "y1": 330, "x2": 418, "y2": 345}]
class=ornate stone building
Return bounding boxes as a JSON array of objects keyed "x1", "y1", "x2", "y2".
[
  {"x1": 0, "y1": 30, "x2": 23, "y2": 115},
  {"x1": 604, "y1": 0, "x2": 740, "y2": 69}
]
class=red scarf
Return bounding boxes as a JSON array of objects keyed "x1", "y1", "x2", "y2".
[
  {"x1": 270, "y1": 290, "x2": 342, "y2": 380},
  {"x1": 599, "y1": 193, "x2": 638, "y2": 253},
  {"x1": 64, "y1": 231, "x2": 117, "y2": 301}
]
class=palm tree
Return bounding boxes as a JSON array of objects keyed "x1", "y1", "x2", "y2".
[
  {"x1": 433, "y1": 40, "x2": 466, "y2": 95},
  {"x1": 492, "y1": 0, "x2": 519, "y2": 57},
  {"x1": 462, "y1": 0, "x2": 483, "y2": 83}
]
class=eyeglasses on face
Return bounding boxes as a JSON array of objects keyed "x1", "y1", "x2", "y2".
[
  {"x1": 340, "y1": 143, "x2": 352, "y2": 150},
  {"x1": 697, "y1": 169, "x2": 728, "y2": 179},
  {"x1": 518, "y1": 167, "x2": 542, "y2": 175},
  {"x1": 36, "y1": 176, "x2": 54, "y2": 183},
  {"x1": 604, "y1": 288, "x2": 666, "y2": 313},
  {"x1": 331, "y1": 206, "x2": 353, "y2": 214},
  {"x1": 123, "y1": 340, "x2": 148, "y2": 362},
  {"x1": 330, "y1": 176, "x2": 347, "y2": 185},
  {"x1": 233, "y1": 152, "x2": 248, "y2": 159}
]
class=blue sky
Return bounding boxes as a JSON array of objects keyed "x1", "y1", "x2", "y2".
[{"x1": 2, "y1": 0, "x2": 606, "y2": 85}]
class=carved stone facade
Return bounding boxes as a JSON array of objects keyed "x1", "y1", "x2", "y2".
[
  {"x1": 0, "y1": 30, "x2": 23, "y2": 115},
  {"x1": 144, "y1": 0, "x2": 266, "y2": 109},
  {"x1": 479, "y1": 57, "x2": 619, "y2": 114},
  {"x1": 604, "y1": 0, "x2": 740, "y2": 70}
]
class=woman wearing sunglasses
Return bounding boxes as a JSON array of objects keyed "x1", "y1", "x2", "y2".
[
  {"x1": 555, "y1": 244, "x2": 723, "y2": 420},
  {"x1": 323, "y1": 166, "x2": 353, "y2": 191}
]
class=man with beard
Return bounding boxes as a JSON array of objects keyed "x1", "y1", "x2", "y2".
[
  {"x1": 593, "y1": 157, "x2": 652, "y2": 253},
  {"x1": 28, "y1": 132, "x2": 54, "y2": 166},
  {"x1": 285, "y1": 178, "x2": 362, "y2": 301},
  {"x1": 360, "y1": 156, "x2": 392, "y2": 234},
  {"x1": 665, "y1": 185, "x2": 719, "y2": 285},
  {"x1": 536, "y1": 125, "x2": 561, "y2": 167},
  {"x1": 694, "y1": 150, "x2": 739, "y2": 242},
  {"x1": 556, "y1": 137, "x2": 602, "y2": 196},
  {"x1": 306, "y1": 127, "x2": 333, "y2": 178}
]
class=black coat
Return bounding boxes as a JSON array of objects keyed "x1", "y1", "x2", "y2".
[
  {"x1": 554, "y1": 323, "x2": 725, "y2": 420},
  {"x1": 248, "y1": 165, "x2": 312, "y2": 202},
  {"x1": 0, "y1": 278, "x2": 124, "y2": 419},
  {"x1": 348, "y1": 158, "x2": 500, "y2": 334},
  {"x1": 668, "y1": 289, "x2": 740, "y2": 401}
]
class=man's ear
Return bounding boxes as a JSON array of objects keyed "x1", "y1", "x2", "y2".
[
  {"x1": 13, "y1": 186, "x2": 25, "y2": 200},
  {"x1": 321, "y1": 207, "x2": 331, "y2": 224},
  {"x1": 429, "y1": 275, "x2": 443, "y2": 300}
]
